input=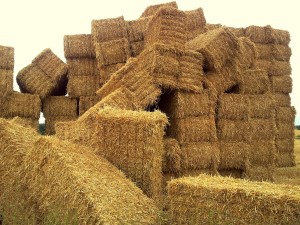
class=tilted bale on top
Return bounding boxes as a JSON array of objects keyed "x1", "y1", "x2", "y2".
[
  {"x1": 17, "y1": 49, "x2": 68, "y2": 99},
  {"x1": 0, "y1": 119, "x2": 159, "y2": 224},
  {"x1": 168, "y1": 174, "x2": 300, "y2": 225},
  {"x1": 185, "y1": 8, "x2": 207, "y2": 40},
  {"x1": 140, "y1": 1, "x2": 178, "y2": 18}
]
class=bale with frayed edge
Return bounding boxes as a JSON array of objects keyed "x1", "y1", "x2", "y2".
[
  {"x1": 237, "y1": 69, "x2": 270, "y2": 94},
  {"x1": 186, "y1": 27, "x2": 239, "y2": 72},
  {"x1": 271, "y1": 75, "x2": 292, "y2": 94},
  {"x1": 66, "y1": 58, "x2": 97, "y2": 77},
  {"x1": 248, "y1": 94, "x2": 275, "y2": 119},
  {"x1": 67, "y1": 75, "x2": 101, "y2": 97},
  {"x1": 163, "y1": 138, "x2": 181, "y2": 175},
  {"x1": 185, "y1": 8, "x2": 207, "y2": 40},
  {"x1": 140, "y1": 1, "x2": 178, "y2": 18},
  {"x1": 0, "y1": 45, "x2": 14, "y2": 70},
  {"x1": 64, "y1": 34, "x2": 95, "y2": 58},
  {"x1": 43, "y1": 96, "x2": 78, "y2": 118}
]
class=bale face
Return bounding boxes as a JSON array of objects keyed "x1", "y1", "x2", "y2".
[
  {"x1": 276, "y1": 139, "x2": 294, "y2": 154},
  {"x1": 140, "y1": 1, "x2": 178, "y2": 18},
  {"x1": 276, "y1": 121, "x2": 294, "y2": 140},
  {"x1": 0, "y1": 69, "x2": 13, "y2": 99},
  {"x1": 163, "y1": 138, "x2": 181, "y2": 175},
  {"x1": 99, "y1": 63, "x2": 125, "y2": 84},
  {"x1": 234, "y1": 37, "x2": 257, "y2": 70},
  {"x1": 67, "y1": 75, "x2": 101, "y2": 97},
  {"x1": 64, "y1": 34, "x2": 96, "y2": 58},
  {"x1": 275, "y1": 106, "x2": 296, "y2": 123},
  {"x1": 126, "y1": 17, "x2": 151, "y2": 42},
  {"x1": 168, "y1": 174, "x2": 300, "y2": 225},
  {"x1": 269, "y1": 60, "x2": 292, "y2": 76},
  {"x1": 0, "y1": 45, "x2": 14, "y2": 70},
  {"x1": 45, "y1": 116, "x2": 77, "y2": 135},
  {"x1": 249, "y1": 118, "x2": 277, "y2": 141},
  {"x1": 185, "y1": 8, "x2": 207, "y2": 40},
  {"x1": 256, "y1": 44, "x2": 291, "y2": 61},
  {"x1": 78, "y1": 95, "x2": 101, "y2": 116},
  {"x1": 248, "y1": 94, "x2": 275, "y2": 119},
  {"x1": 42, "y1": 96, "x2": 78, "y2": 118},
  {"x1": 249, "y1": 141, "x2": 276, "y2": 166},
  {"x1": 273, "y1": 93, "x2": 291, "y2": 107},
  {"x1": 276, "y1": 152, "x2": 296, "y2": 167},
  {"x1": 66, "y1": 58, "x2": 97, "y2": 77},
  {"x1": 130, "y1": 40, "x2": 145, "y2": 57},
  {"x1": 217, "y1": 119, "x2": 250, "y2": 142},
  {"x1": 271, "y1": 75, "x2": 293, "y2": 94}
]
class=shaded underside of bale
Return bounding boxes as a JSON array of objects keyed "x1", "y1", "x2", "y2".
[
  {"x1": 163, "y1": 138, "x2": 181, "y2": 175},
  {"x1": 0, "y1": 45, "x2": 14, "y2": 70},
  {"x1": 168, "y1": 174, "x2": 300, "y2": 225},
  {"x1": 275, "y1": 106, "x2": 296, "y2": 122},
  {"x1": 64, "y1": 34, "x2": 96, "y2": 58},
  {"x1": 237, "y1": 69, "x2": 270, "y2": 94},
  {"x1": 140, "y1": 1, "x2": 178, "y2": 18},
  {"x1": 78, "y1": 95, "x2": 101, "y2": 116},
  {"x1": 67, "y1": 75, "x2": 101, "y2": 97},
  {"x1": 45, "y1": 116, "x2": 77, "y2": 135},
  {"x1": 43, "y1": 96, "x2": 78, "y2": 118},
  {"x1": 248, "y1": 94, "x2": 275, "y2": 119},
  {"x1": 271, "y1": 75, "x2": 293, "y2": 94},
  {"x1": 185, "y1": 8, "x2": 207, "y2": 40},
  {"x1": 186, "y1": 27, "x2": 239, "y2": 72},
  {"x1": 66, "y1": 58, "x2": 97, "y2": 77}
]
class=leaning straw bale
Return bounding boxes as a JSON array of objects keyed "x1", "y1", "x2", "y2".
[
  {"x1": 145, "y1": 7, "x2": 187, "y2": 50},
  {"x1": 217, "y1": 119, "x2": 250, "y2": 142},
  {"x1": 64, "y1": 34, "x2": 95, "y2": 58},
  {"x1": 168, "y1": 174, "x2": 300, "y2": 225},
  {"x1": 66, "y1": 58, "x2": 97, "y2": 77},
  {"x1": 78, "y1": 95, "x2": 101, "y2": 116},
  {"x1": 275, "y1": 106, "x2": 296, "y2": 123},
  {"x1": 0, "y1": 69, "x2": 13, "y2": 100},
  {"x1": 91, "y1": 16, "x2": 127, "y2": 43},
  {"x1": 217, "y1": 94, "x2": 249, "y2": 120},
  {"x1": 269, "y1": 60, "x2": 292, "y2": 76},
  {"x1": 95, "y1": 38, "x2": 131, "y2": 66},
  {"x1": 168, "y1": 115, "x2": 217, "y2": 143},
  {"x1": 99, "y1": 63, "x2": 125, "y2": 84},
  {"x1": 126, "y1": 17, "x2": 151, "y2": 42},
  {"x1": 45, "y1": 116, "x2": 77, "y2": 135},
  {"x1": 163, "y1": 138, "x2": 181, "y2": 175},
  {"x1": 186, "y1": 27, "x2": 239, "y2": 72},
  {"x1": 276, "y1": 121, "x2": 294, "y2": 140},
  {"x1": 185, "y1": 8, "x2": 207, "y2": 40},
  {"x1": 271, "y1": 75, "x2": 293, "y2": 94},
  {"x1": 248, "y1": 94, "x2": 275, "y2": 119},
  {"x1": 277, "y1": 152, "x2": 296, "y2": 167},
  {"x1": 237, "y1": 69, "x2": 270, "y2": 94},
  {"x1": 0, "y1": 45, "x2": 14, "y2": 70},
  {"x1": 218, "y1": 142, "x2": 250, "y2": 170},
  {"x1": 43, "y1": 96, "x2": 78, "y2": 118},
  {"x1": 140, "y1": 1, "x2": 178, "y2": 18},
  {"x1": 249, "y1": 118, "x2": 277, "y2": 141},
  {"x1": 180, "y1": 142, "x2": 219, "y2": 172},
  {"x1": 130, "y1": 40, "x2": 145, "y2": 57},
  {"x1": 67, "y1": 75, "x2": 101, "y2": 97}
]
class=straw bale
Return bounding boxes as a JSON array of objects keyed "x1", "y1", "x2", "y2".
[
  {"x1": 99, "y1": 63, "x2": 125, "y2": 84},
  {"x1": 180, "y1": 142, "x2": 220, "y2": 172},
  {"x1": 276, "y1": 121, "x2": 294, "y2": 140},
  {"x1": 248, "y1": 94, "x2": 275, "y2": 119},
  {"x1": 9, "y1": 116, "x2": 39, "y2": 131},
  {"x1": 277, "y1": 152, "x2": 296, "y2": 167},
  {"x1": 225, "y1": 27, "x2": 245, "y2": 37},
  {"x1": 130, "y1": 40, "x2": 145, "y2": 57},
  {"x1": 66, "y1": 58, "x2": 97, "y2": 77},
  {"x1": 126, "y1": 17, "x2": 151, "y2": 42},
  {"x1": 275, "y1": 106, "x2": 296, "y2": 123},
  {"x1": 205, "y1": 23, "x2": 222, "y2": 31},
  {"x1": 254, "y1": 59, "x2": 272, "y2": 73},
  {"x1": 78, "y1": 95, "x2": 101, "y2": 116},
  {"x1": 185, "y1": 8, "x2": 207, "y2": 40},
  {"x1": 140, "y1": 1, "x2": 178, "y2": 18},
  {"x1": 43, "y1": 96, "x2": 78, "y2": 118},
  {"x1": 63, "y1": 34, "x2": 95, "y2": 58},
  {"x1": 271, "y1": 28, "x2": 291, "y2": 45},
  {"x1": 178, "y1": 50, "x2": 204, "y2": 92},
  {"x1": 168, "y1": 174, "x2": 300, "y2": 225},
  {"x1": 168, "y1": 115, "x2": 217, "y2": 143},
  {"x1": 234, "y1": 37, "x2": 257, "y2": 70},
  {"x1": 269, "y1": 60, "x2": 292, "y2": 76},
  {"x1": 2, "y1": 92, "x2": 41, "y2": 119},
  {"x1": 57, "y1": 107, "x2": 168, "y2": 199},
  {"x1": 32, "y1": 48, "x2": 68, "y2": 82},
  {"x1": 271, "y1": 75, "x2": 292, "y2": 94},
  {"x1": 219, "y1": 142, "x2": 250, "y2": 170},
  {"x1": 0, "y1": 45, "x2": 14, "y2": 70},
  {"x1": 67, "y1": 75, "x2": 101, "y2": 97},
  {"x1": 205, "y1": 70, "x2": 238, "y2": 94},
  {"x1": 95, "y1": 38, "x2": 131, "y2": 66},
  {"x1": 273, "y1": 93, "x2": 291, "y2": 107},
  {"x1": 186, "y1": 27, "x2": 239, "y2": 72},
  {"x1": 255, "y1": 43, "x2": 273, "y2": 60},
  {"x1": 217, "y1": 94, "x2": 249, "y2": 120},
  {"x1": 163, "y1": 138, "x2": 181, "y2": 175},
  {"x1": 145, "y1": 7, "x2": 187, "y2": 50},
  {"x1": 276, "y1": 139, "x2": 294, "y2": 154},
  {"x1": 249, "y1": 141, "x2": 276, "y2": 166},
  {"x1": 272, "y1": 44, "x2": 291, "y2": 61},
  {"x1": 237, "y1": 69, "x2": 270, "y2": 94},
  {"x1": 217, "y1": 119, "x2": 250, "y2": 142},
  {"x1": 0, "y1": 69, "x2": 13, "y2": 98},
  {"x1": 91, "y1": 16, "x2": 127, "y2": 43},
  {"x1": 249, "y1": 118, "x2": 277, "y2": 141},
  {"x1": 158, "y1": 89, "x2": 214, "y2": 119},
  {"x1": 245, "y1": 165, "x2": 275, "y2": 181},
  {"x1": 45, "y1": 116, "x2": 77, "y2": 135}
]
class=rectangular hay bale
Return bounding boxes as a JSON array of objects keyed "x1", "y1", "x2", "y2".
[
  {"x1": 271, "y1": 75, "x2": 292, "y2": 94},
  {"x1": 237, "y1": 69, "x2": 270, "y2": 94},
  {"x1": 217, "y1": 119, "x2": 250, "y2": 142},
  {"x1": 67, "y1": 75, "x2": 101, "y2": 97},
  {"x1": 275, "y1": 138, "x2": 294, "y2": 154},
  {"x1": 43, "y1": 96, "x2": 78, "y2": 118},
  {"x1": 249, "y1": 141, "x2": 276, "y2": 166},
  {"x1": 45, "y1": 116, "x2": 77, "y2": 135},
  {"x1": 248, "y1": 94, "x2": 275, "y2": 119},
  {"x1": 0, "y1": 45, "x2": 14, "y2": 70},
  {"x1": 64, "y1": 34, "x2": 95, "y2": 58},
  {"x1": 126, "y1": 17, "x2": 151, "y2": 42},
  {"x1": 276, "y1": 152, "x2": 296, "y2": 167},
  {"x1": 275, "y1": 106, "x2": 296, "y2": 123},
  {"x1": 66, "y1": 58, "x2": 97, "y2": 77},
  {"x1": 273, "y1": 93, "x2": 291, "y2": 107},
  {"x1": 79, "y1": 95, "x2": 101, "y2": 116},
  {"x1": 163, "y1": 138, "x2": 181, "y2": 175},
  {"x1": 249, "y1": 118, "x2": 277, "y2": 141},
  {"x1": 185, "y1": 8, "x2": 207, "y2": 40},
  {"x1": 99, "y1": 63, "x2": 125, "y2": 84},
  {"x1": 0, "y1": 69, "x2": 13, "y2": 99},
  {"x1": 276, "y1": 121, "x2": 294, "y2": 140}
]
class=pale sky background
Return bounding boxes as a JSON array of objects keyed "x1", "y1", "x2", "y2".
[{"x1": 0, "y1": 0, "x2": 299, "y2": 124}]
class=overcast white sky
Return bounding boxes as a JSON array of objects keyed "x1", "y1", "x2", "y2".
[{"x1": 0, "y1": 0, "x2": 299, "y2": 124}]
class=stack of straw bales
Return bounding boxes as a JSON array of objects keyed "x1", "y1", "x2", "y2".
[
  {"x1": 17, "y1": 49, "x2": 68, "y2": 99},
  {"x1": 168, "y1": 174, "x2": 300, "y2": 225},
  {"x1": 0, "y1": 118, "x2": 159, "y2": 224},
  {"x1": 56, "y1": 107, "x2": 168, "y2": 199},
  {"x1": 42, "y1": 96, "x2": 78, "y2": 135},
  {"x1": 244, "y1": 25, "x2": 295, "y2": 167}
]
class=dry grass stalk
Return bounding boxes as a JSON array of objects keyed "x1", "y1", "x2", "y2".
[
  {"x1": 42, "y1": 96, "x2": 78, "y2": 118},
  {"x1": 218, "y1": 142, "x2": 250, "y2": 170},
  {"x1": 276, "y1": 139, "x2": 294, "y2": 154},
  {"x1": 186, "y1": 27, "x2": 239, "y2": 72},
  {"x1": 145, "y1": 7, "x2": 187, "y2": 50},
  {"x1": 249, "y1": 141, "x2": 276, "y2": 166},
  {"x1": 244, "y1": 165, "x2": 275, "y2": 181},
  {"x1": 0, "y1": 69, "x2": 13, "y2": 100},
  {"x1": 64, "y1": 34, "x2": 95, "y2": 58},
  {"x1": 45, "y1": 116, "x2": 77, "y2": 135},
  {"x1": 167, "y1": 115, "x2": 217, "y2": 143},
  {"x1": 66, "y1": 58, "x2": 97, "y2": 77},
  {"x1": 237, "y1": 69, "x2": 270, "y2": 94},
  {"x1": 271, "y1": 75, "x2": 293, "y2": 94},
  {"x1": 217, "y1": 119, "x2": 250, "y2": 142},
  {"x1": 276, "y1": 152, "x2": 296, "y2": 167},
  {"x1": 180, "y1": 142, "x2": 220, "y2": 172},
  {"x1": 269, "y1": 60, "x2": 292, "y2": 76},
  {"x1": 140, "y1": 1, "x2": 178, "y2": 18},
  {"x1": 130, "y1": 40, "x2": 145, "y2": 57},
  {"x1": 126, "y1": 17, "x2": 151, "y2": 42},
  {"x1": 99, "y1": 63, "x2": 125, "y2": 84},
  {"x1": 67, "y1": 75, "x2": 101, "y2": 97},
  {"x1": 249, "y1": 118, "x2": 277, "y2": 141},
  {"x1": 56, "y1": 107, "x2": 168, "y2": 199},
  {"x1": 95, "y1": 38, "x2": 131, "y2": 66},
  {"x1": 217, "y1": 94, "x2": 249, "y2": 120},
  {"x1": 275, "y1": 106, "x2": 296, "y2": 122},
  {"x1": 0, "y1": 45, "x2": 14, "y2": 70},
  {"x1": 248, "y1": 94, "x2": 275, "y2": 119},
  {"x1": 276, "y1": 121, "x2": 295, "y2": 140},
  {"x1": 168, "y1": 174, "x2": 300, "y2": 224},
  {"x1": 163, "y1": 138, "x2": 181, "y2": 175},
  {"x1": 78, "y1": 95, "x2": 101, "y2": 116},
  {"x1": 185, "y1": 8, "x2": 207, "y2": 40}
]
